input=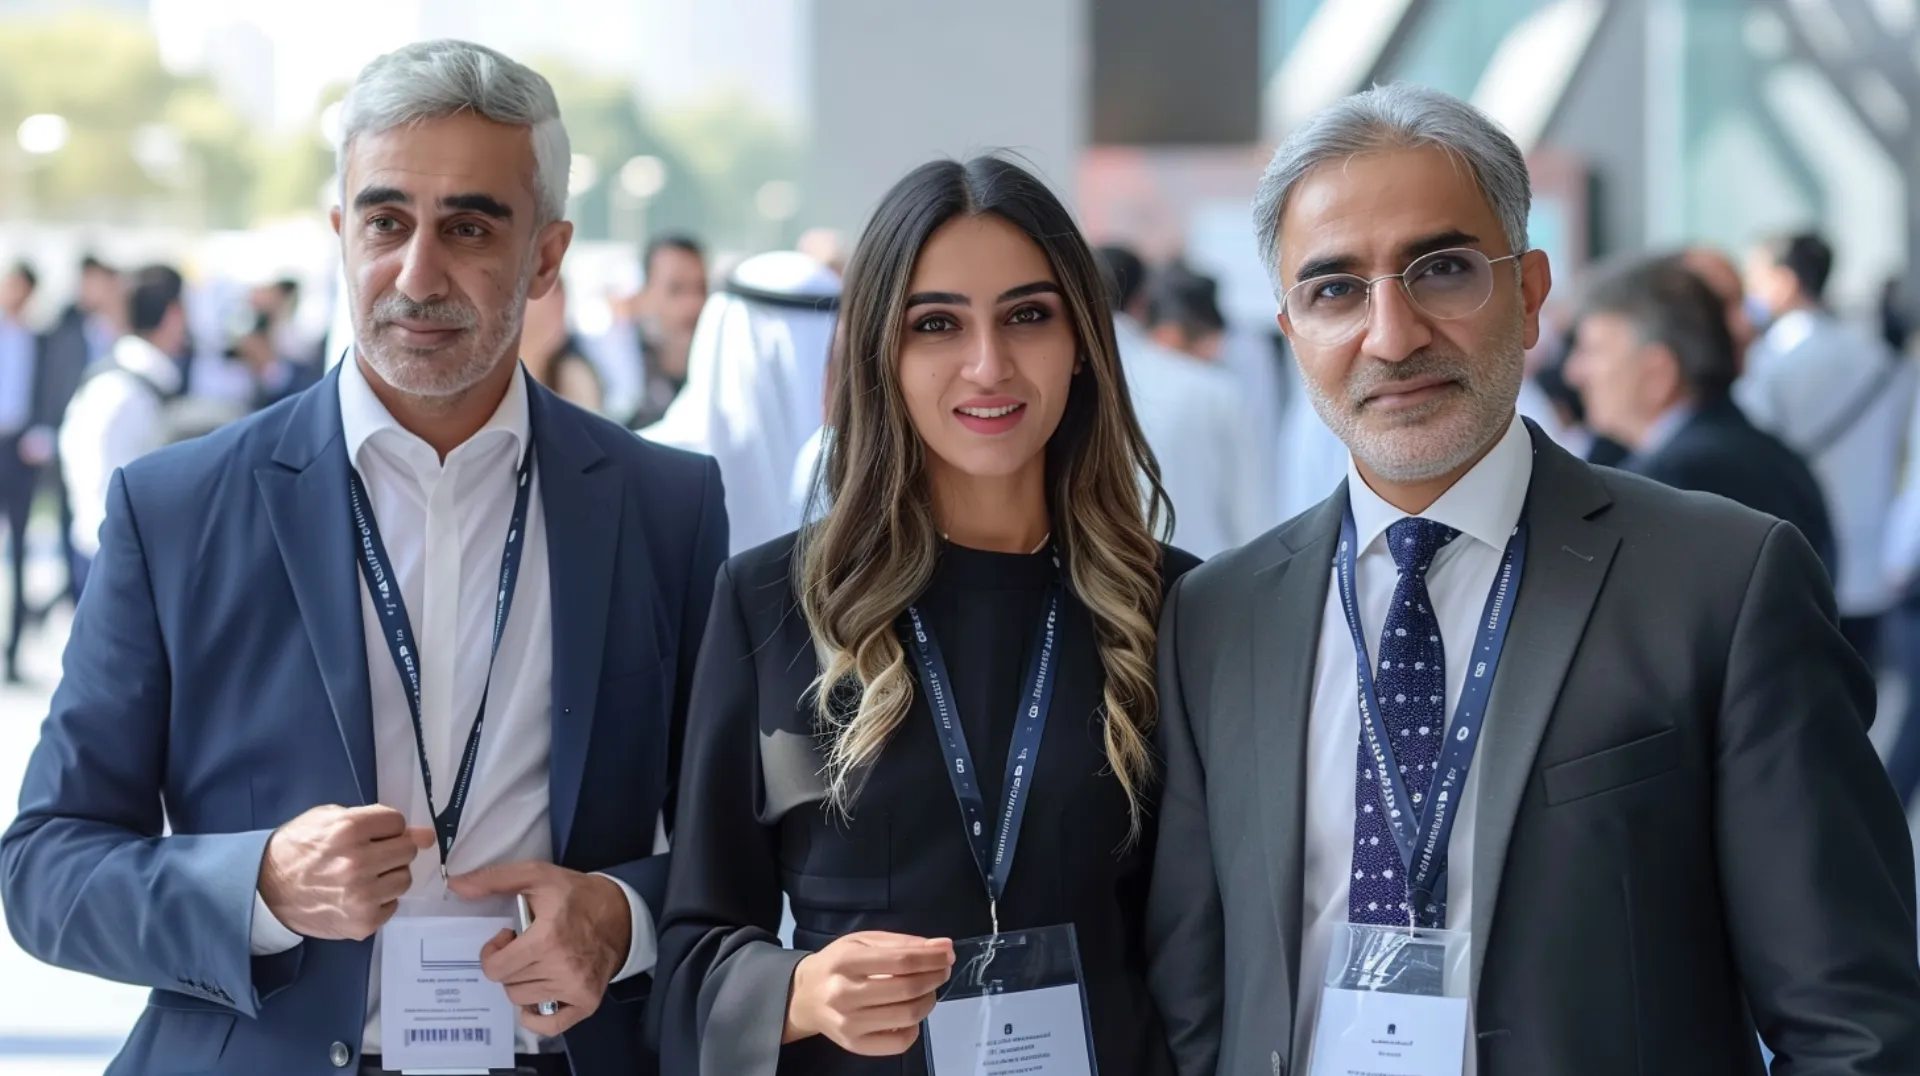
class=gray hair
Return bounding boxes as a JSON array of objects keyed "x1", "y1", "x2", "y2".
[
  {"x1": 1252, "y1": 83, "x2": 1530, "y2": 297},
  {"x1": 337, "y1": 40, "x2": 570, "y2": 224}
]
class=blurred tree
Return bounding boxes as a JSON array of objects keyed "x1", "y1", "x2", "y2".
[
  {"x1": 653, "y1": 91, "x2": 805, "y2": 252},
  {"x1": 255, "y1": 82, "x2": 348, "y2": 223},
  {"x1": 532, "y1": 58, "x2": 708, "y2": 246},
  {"x1": 0, "y1": 12, "x2": 254, "y2": 226},
  {"x1": 165, "y1": 78, "x2": 257, "y2": 229}
]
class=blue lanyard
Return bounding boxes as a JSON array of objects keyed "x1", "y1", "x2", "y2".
[
  {"x1": 1334, "y1": 507, "x2": 1526, "y2": 928},
  {"x1": 903, "y1": 580, "x2": 1062, "y2": 934},
  {"x1": 348, "y1": 442, "x2": 536, "y2": 876}
]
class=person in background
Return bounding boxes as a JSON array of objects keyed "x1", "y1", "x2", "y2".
[
  {"x1": 641, "y1": 251, "x2": 839, "y2": 555},
  {"x1": 1680, "y1": 246, "x2": 1757, "y2": 370},
  {"x1": 787, "y1": 318, "x2": 843, "y2": 531},
  {"x1": 626, "y1": 234, "x2": 708, "y2": 429},
  {"x1": 1147, "y1": 82, "x2": 1920, "y2": 1076},
  {"x1": 1100, "y1": 247, "x2": 1272, "y2": 558},
  {"x1": 521, "y1": 276, "x2": 604, "y2": 413},
  {"x1": 1566, "y1": 253, "x2": 1836, "y2": 575},
  {"x1": 797, "y1": 227, "x2": 849, "y2": 277},
  {"x1": 654, "y1": 152, "x2": 1196, "y2": 1076},
  {"x1": 1874, "y1": 279, "x2": 1920, "y2": 817},
  {"x1": 1144, "y1": 261, "x2": 1229, "y2": 363},
  {"x1": 1738, "y1": 231, "x2": 1913, "y2": 667},
  {"x1": 236, "y1": 280, "x2": 324, "y2": 412},
  {"x1": 30, "y1": 254, "x2": 120, "y2": 613},
  {"x1": 58, "y1": 264, "x2": 187, "y2": 598},
  {"x1": 0, "y1": 263, "x2": 40, "y2": 683}
]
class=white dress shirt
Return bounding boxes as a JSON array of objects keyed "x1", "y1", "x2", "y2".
[
  {"x1": 1295, "y1": 413, "x2": 1532, "y2": 1076},
  {"x1": 60, "y1": 334, "x2": 183, "y2": 559},
  {"x1": 1112, "y1": 316, "x2": 1272, "y2": 558},
  {"x1": 249, "y1": 357, "x2": 657, "y2": 1056},
  {"x1": 1737, "y1": 308, "x2": 1914, "y2": 617}
]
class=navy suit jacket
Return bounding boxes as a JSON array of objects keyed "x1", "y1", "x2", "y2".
[{"x1": 0, "y1": 365, "x2": 727, "y2": 1075}]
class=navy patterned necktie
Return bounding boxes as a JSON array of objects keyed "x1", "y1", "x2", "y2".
[{"x1": 1349, "y1": 515, "x2": 1460, "y2": 927}]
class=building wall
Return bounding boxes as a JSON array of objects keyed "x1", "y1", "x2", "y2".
[
  {"x1": 1542, "y1": 0, "x2": 1650, "y2": 261},
  {"x1": 804, "y1": 0, "x2": 1088, "y2": 233}
]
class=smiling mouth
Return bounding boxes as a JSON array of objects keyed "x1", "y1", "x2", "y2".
[{"x1": 956, "y1": 403, "x2": 1023, "y2": 419}]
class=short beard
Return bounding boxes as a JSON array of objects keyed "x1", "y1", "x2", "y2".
[
  {"x1": 354, "y1": 268, "x2": 532, "y2": 408},
  {"x1": 1307, "y1": 314, "x2": 1526, "y2": 485}
]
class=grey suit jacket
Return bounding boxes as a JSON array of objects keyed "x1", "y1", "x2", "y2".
[{"x1": 1145, "y1": 420, "x2": 1920, "y2": 1076}]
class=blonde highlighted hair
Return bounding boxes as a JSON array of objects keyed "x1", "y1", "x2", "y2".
[{"x1": 795, "y1": 155, "x2": 1171, "y2": 837}]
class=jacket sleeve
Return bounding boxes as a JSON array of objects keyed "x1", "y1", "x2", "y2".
[
  {"x1": 1717, "y1": 521, "x2": 1920, "y2": 1070},
  {"x1": 599, "y1": 455, "x2": 729, "y2": 1004},
  {"x1": 0, "y1": 468, "x2": 298, "y2": 1017},
  {"x1": 1144, "y1": 574, "x2": 1226, "y2": 1075},
  {"x1": 649, "y1": 559, "x2": 807, "y2": 1074}
]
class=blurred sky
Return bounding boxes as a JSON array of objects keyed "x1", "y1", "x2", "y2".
[{"x1": 145, "y1": 0, "x2": 807, "y2": 130}]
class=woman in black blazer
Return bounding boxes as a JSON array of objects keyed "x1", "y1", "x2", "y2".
[{"x1": 651, "y1": 155, "x2": 1199, "y2": 1075}]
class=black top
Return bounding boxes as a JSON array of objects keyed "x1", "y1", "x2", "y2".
[
  {"x1": 653, "y1": 532, "x2": 1201, "y2": 1076},
  {"x1": 1621, "y1": 395, "x2": 1838, "y2": 580}
]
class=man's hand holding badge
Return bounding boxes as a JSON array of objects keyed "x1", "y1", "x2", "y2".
[
  {"x1": 258, "y1": 804, "x2": 436, "y2": 940},
  {"x1": 449, "y1": 861, "x2": 634, "y2": 1036}
]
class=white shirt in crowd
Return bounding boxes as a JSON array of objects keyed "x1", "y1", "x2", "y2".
[
  {"x1": 1112, "y1": 315, "x2": 1272, "y2": 559},
  {"x1": 60, "y1": 334, "x2": 184, "y2": 559},
  {"x1": 248, "y1": 357, "x2": 659, "y2": 1056},
  {"x1": 1296, "y1": 412, "x2": 1531, "y2": 1076},
  {"x1": 1737, "y1": 308, "x2": 1914, "y2": 619}
]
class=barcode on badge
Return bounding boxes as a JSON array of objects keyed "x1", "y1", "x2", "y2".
[{"x1": 405, "y1": 1028, "x2": 492, "y2": 1046}]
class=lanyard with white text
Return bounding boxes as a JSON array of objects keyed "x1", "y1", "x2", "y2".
[
  {"x1": 1335, "y1": 506, "x2": 1526, "y2": 928},
  {"x1": 348, "y1": 443, "x2": 536, "y2": 877},
  {"x1": 903, "y1": 578, "x2": 1062, "y2": 937}
]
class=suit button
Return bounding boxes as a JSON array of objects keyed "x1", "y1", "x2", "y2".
[{"x1": 329, "y1": 1041, "x2": 351, "y2": 1068}]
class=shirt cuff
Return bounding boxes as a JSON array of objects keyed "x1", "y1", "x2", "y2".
[
  {"x1": 250, "y1": 891, "x2": 304, "y2": 956},
  {"x1": 598, "y1": 873, "x2": 658, "y2": 983}
]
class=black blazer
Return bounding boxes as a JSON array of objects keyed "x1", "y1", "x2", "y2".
[
  {"x1": 654, "y1": 532, "x2": 1200, "y2": 1076},
  {"x1": 1625, "y1": 395, "x2": 1838, "y2": 578},
  {"x1": 1146, "y1": 420, "x2": 1920, "y2": 1076}
]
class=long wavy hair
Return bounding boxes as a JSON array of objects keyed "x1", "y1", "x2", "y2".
[{"x1": 796, "y1": 155, "x2": 1172, "y2": 837}]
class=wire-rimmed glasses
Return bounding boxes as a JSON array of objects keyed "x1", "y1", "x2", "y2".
[{"x1": 1280, "y1": 247, "x2": 1525, "y2": 346}]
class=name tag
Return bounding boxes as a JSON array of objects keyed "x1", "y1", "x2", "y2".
[
  {"x1": 379, "y1": 905, "x2": 516, "y2": 1074},
  {"x1": 1309, "y1": 924, "x2": 1469, "y2": 1076},
  {"x1": 922, "y1": 925, "x2": 1097, "y2": 1076}
]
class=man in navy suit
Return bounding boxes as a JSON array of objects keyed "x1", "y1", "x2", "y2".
[{"x1": 0, "y1": 40, "x2": 726, "y2": 1076}]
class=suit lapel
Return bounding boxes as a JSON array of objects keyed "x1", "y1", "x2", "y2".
[
  {"x1": 1254, "y1": 491, "x2": 1342, "y2": 1056},
  {"x1": 531, "y1": 382, "x2": 632, "y2": 862},
  {"x1": 1469, "y1": 427, "x2": 1618, "y2": 992},
  {"x1": 257, "y1": 368, "x2": 376, "y2": 804}
]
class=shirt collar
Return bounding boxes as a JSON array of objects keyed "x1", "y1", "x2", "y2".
[
  {"x1": 338, "y1": 349, "x2": 530, "y2": 472},
  {"x1": 1346, "y1": 412, "x2": 1533, "y2": 555},
  {"x1": 112, "y1": 334, "x2": 185, "y2": 394}
]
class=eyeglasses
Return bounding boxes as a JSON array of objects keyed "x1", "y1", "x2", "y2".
[{"x1": 1280, "y1": 247, "x2": 1525, "y2": 346}]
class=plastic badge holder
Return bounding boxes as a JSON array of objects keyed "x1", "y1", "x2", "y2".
[
  {"x1": 1309, "y1": 924, "x2": 1471, "y2": 1076},
  {"x1": 922, "y1": 923, "x2": 1099, "y2": 1076}
]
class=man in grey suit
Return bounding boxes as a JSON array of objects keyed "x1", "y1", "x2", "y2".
[{"x1": 1145, "y1": 83, "x2": 1920, "y2": 1076}]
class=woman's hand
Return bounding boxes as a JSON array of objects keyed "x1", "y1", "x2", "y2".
[{"x1": 782, "y1": 931, "x2": 956, "y2": 1055}]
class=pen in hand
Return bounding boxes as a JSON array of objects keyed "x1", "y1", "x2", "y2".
[{"x1": 514, "y1": 894, "x2": 561, "y2": 1017}]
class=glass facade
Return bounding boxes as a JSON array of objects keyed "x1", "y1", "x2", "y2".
[{"x1": 1259, "y1": 0, "x2": 1910, "y2": 308}]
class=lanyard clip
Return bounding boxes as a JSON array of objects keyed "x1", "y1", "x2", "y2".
[{"x1": 988, "y1": 898, "x2": 1000, "y2": 943}]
